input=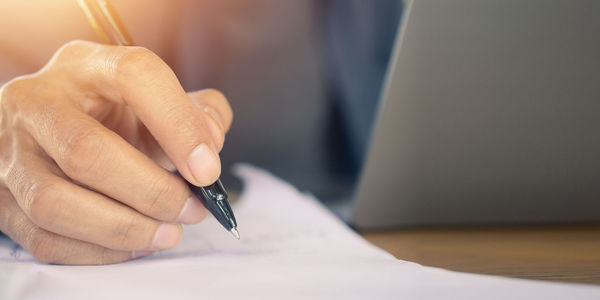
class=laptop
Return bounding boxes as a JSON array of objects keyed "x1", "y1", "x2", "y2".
[{"x1": 352, "y1": 0, "x2": 600, "y2": 229}]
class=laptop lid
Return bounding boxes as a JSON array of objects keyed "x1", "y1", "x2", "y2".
[{"x1": 354, "y1": 0, "x2": 600, "y2": 229}]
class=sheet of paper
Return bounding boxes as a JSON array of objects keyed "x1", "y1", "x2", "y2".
[{"x1": 1, "y1": 164, "x2": 599, "y2": 300}]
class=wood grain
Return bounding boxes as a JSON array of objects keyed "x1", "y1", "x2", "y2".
[{"x1": 360, "y1": 224, "x2": 600, "y2": 284}]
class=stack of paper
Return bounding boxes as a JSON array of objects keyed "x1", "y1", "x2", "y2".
[{"x1": 1, "y1": 164, "x2": 599, "y2": 299}]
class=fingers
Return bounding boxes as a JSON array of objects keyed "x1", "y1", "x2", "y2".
[
  {"x1": 0, "y1": 187, "x2": 137, "y2": 265},
  {"x1": 23, "y1": 102, "x2": 207, "y2": 224},
  {"x1": 52, "y1": 41, "x2": 225, "y2": 187},
  {"x1": 3, "y1": 150, "x2": 182, "y2": 252},
  {"x1": 187, "y1": 89, "x2": 233, "y2": 153},
  {"x1": 112, "y1": 53, "x2": 222, "y2": 187},
  {"x1": 133, "y1": 88, "x2": 233, "y2": 172},
  {"x1": 0, "y1": 41, "x2": 235, "y2": 265},
  {"x1": 188, "y1": 89, "x2": 234, "y2": 134}
]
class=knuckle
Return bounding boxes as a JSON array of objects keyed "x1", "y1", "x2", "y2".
[
  {"x1": 146, "y1": 176, "x2": 179, "y2": 220},
  {"x1": 99, "y1": 247, "x2": 112, "y2": 265},
  {"x1": 27, "y1": 228, "x2": 62, "y2": 264},
  {"x1": 112, "y1": 215, "x2": 139, "y2": 249},
  {"x1": 115, "y1": 46, "x2": 162, "y2": 76},
  {"x1": 58, "y1": 40, "x2": 89, "y2": 52},
  {"x1": 1, "y1": 76, "x2": 66, "y2": 131},
  {"x1": 1, "y1": 77, "x2": 32, "y2": 111},
  {"x1": 54, "y1": 40, "x2": 93, "y2": 60},
  {"x1": 25, "y1": 178, "x2": 63, "y2": 228},
  {"x1": 59, "y1": 124, "x2": 107, "y2": 177},
  {"x1": 1, "y1": 79, "x2": 22, "y2": 100},
  {"x1": 165, "y1": 103, "x2": 206, "y2": 142},
  {"x1": 99, "y1": 247, "x2": 117, "y2": 265},
  {"x1": 124, "y1": 46, "x2": 156, "y2": 60}
]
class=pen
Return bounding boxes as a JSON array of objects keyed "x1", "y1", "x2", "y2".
[{"x1": 76, "y1": 0, "x2": 239, "y2": 239}]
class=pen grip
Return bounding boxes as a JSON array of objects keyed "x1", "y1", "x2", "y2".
[
  {"x1": 174, "y1": 172, "x2": 237, "y2": 231},
  {"x1": 192, "y1": 180, "x2": 237, "y2": 231}
]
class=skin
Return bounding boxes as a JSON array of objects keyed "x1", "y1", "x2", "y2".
[{"x1": 0, "y1": 40, "x2": 233, "y2": 265}]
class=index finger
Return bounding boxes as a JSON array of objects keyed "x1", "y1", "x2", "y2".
[{"x1": 57, "y1": 41, "x2": 224, "y2": 187}]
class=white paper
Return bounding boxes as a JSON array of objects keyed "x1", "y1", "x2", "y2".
[{"x1": 1, "y1": 164, "x2": 599, "y2": 300}]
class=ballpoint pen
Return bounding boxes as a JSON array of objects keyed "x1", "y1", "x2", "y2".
[{"x1": 76, "y1": 0, "x2": 239, "y2": 239}]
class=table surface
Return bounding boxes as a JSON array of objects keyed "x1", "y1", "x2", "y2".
[{"x1": 360, "y1": 224, "x2": 600, "y2": 285}]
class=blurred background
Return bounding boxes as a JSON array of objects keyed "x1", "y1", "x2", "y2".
[{"x1": 0, "y1": 0, "x2": 402, "y2": 201}]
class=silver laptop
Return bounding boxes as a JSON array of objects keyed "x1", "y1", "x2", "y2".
[{"x1": 353, "y1": 0, "x2": 600, "y2": 229}]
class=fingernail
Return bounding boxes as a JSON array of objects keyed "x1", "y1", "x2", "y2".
[
  {"x1": 187, "y1": 143, "x2": 221, "y2": 185},
  {"x1": 204, "y1": 106, "x2": 225, "y2": 132},
  {"x1": 131, "y1": 250, "x2": 155, "y2": 259},
  {"x1": 204, "y1": 106, "x2": 225, "y2": 152},
  {"x1": 177, "y1": 196, "x2": 208, "y2": 224},
  {"x1": 151, "y1": 223, "x2": 181, "y2": 250}
]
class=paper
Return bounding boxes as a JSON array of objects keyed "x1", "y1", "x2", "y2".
[{"x1": 1, "y1": 164, "x2": 599, "y2": 300}]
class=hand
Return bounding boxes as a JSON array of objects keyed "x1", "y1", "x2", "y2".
[{"x1": 0, "y1": 41, "x2": 233, "y2": 265}]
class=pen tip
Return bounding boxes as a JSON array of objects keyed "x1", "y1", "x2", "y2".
[{"x1": 230, "y1": 228, "x2": 240, "y2": 240}]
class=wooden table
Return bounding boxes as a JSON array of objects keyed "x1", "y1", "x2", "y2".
[{"x1": 360, "y1": 224, "x2": 600, "y2": 284}]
